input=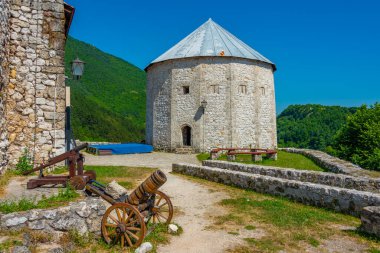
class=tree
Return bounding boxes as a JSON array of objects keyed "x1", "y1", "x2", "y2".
[{"x1": 333, "y1": 103, "x2": 380, "y2": 170}]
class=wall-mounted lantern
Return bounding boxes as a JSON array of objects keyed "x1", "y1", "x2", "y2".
[
  {"x1": 201, "y1": 99, "x2": 207, "y2": 113},
  {"x1": 71, "y1": 57, "x2": 85, "y2": 80}
]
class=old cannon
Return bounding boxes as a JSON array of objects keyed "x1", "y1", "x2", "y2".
[
  {"x1": 83, "y1": 170, "x2": 173, "y2": 248},
  {"x1": 23, "y1": 143, "x2": 96, "y2": 189}
]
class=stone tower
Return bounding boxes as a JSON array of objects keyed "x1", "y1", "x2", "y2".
[
  {"x1": 145, "y1": 19, "x2": 277, "y2": 152},
  {"x1": 0, "y1": 0, "x2": 74, "y2": 172}
]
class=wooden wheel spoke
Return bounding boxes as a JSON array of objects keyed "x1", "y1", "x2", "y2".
[
  {"x1": 157, "y1": 212, "x2": 168, "y2": 221},
  {"x1": 108, "y1": 230, "x2": 116, "y2": 237},
  {"x1": 116, "y1": 208, "x2": 122, "y2": 221},
  {"x1": 156, "y1": 196, "x2": 163, "y2": 206},
  {"x1": 126, "y1": 230, "x2": 140, "y2": 241},
  {"x1": 125, "y1": 209, "x2": 134, "y2": 223},
  {"x1": 158, "y1": 202, "x2": 168, "y2": 208},
  {"x1": 126, "y1": 226, "x2": 141, "y2": 231},
  {"x1": 108, "y1": 214, "x2": 119, "y2": 224},
  {"x1": 124, "y1": 232, "x2": 133, "y2": 247},
  {"x1": 156, "y1": 214, "x2": 162, "y2": 223},
  {"x1": 124, "y1": 218, "x2": 139, "y2": 227},
  {"x1": 105, "y1": 223, "x2": 117, "y2": 228},
  {"x1": 121, "y1": 233, "x2": 125, "y2": 248},
  {"x1": 122, "y1": 207, "x2": 126, "y2": 222}
]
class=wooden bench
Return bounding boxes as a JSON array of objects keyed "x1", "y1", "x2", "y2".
[{"x1": 210, "y1": 148, "x2": 277, "y2": 161}]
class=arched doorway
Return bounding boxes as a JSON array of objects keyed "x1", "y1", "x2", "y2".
[{"x1": 182, "y1": 125, "x2": 192, "y2": 146}]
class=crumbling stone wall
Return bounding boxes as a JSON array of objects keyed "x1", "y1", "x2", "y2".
[
  {"x1": 203, "y1": 160, "x2": 380, "y2": 193},
  {"x1": 2, "y1": 0, "x2": 67, "y2": 168},
  {"x1": 173, "y1": 163, "x2": 380, "y2": 216},
  {"x1": 0, "y1": 0, "x2": 11, "y2": 174},
  {"x1": 0, "y1": 198, "x2": 106, "y2": 236},
  {"x1": 146, "y1": 57, "x2": 277, "y2": 152},
  {"x1": 280, "y1": 148, "x2": 365, "y2": 175}
]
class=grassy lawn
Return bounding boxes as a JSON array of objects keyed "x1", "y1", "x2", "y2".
[
  {"x1": 197, "y1": 150, "x2": 325, "y2": 171},
  {"x1": 177, "y1": 174, "x2": 380, "y2": 253}
]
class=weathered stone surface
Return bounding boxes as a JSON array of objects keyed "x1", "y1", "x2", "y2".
[
  {"x1": 135, "y1": 242, "x2": 153, "y2": 253},
  {"x1": 0, "y1": 0, "x2": 67, "y2": 169},
  {"x1": 280, "y1": 148, "x2": 364, "y2": 175},
  {"x1": 360, "y1": 206, "x2": 380, "y2": 238},
  {"x1": 11, "y1": 246, "x2": 31, "y2": 253},
  {"x1": 146, "y1": 57, "x2": 277, "y2": 152},
  {"x1": 203, "y1": 160, "x2": 380, "y2": 193},
  {"x1": 0, "y1": 199, "x2": 107, "y2": 237},
  {"x1": 173, "y1": 163, "x2": 380, "y2": 217}
]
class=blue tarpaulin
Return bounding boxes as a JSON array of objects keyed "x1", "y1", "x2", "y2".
[{"x1": 89, "y1": 143, "x2": 153, "y2": 155}]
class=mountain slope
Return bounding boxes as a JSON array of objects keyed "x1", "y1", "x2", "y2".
[
  {"x1": 64, "y1": 37, "x2": 146, "y2": 142},
  {"x1": 277, "y1": 104, "x2": 357, "y2": 150}
]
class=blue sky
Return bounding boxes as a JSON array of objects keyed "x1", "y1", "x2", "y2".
[{"x1": 65, "y1": 0, "x2": 380, "y2": 113}]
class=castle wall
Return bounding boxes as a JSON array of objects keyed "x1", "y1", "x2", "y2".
[
  {"x1": 0, "y1": 0, "x2": 11, "y2": 173},
  {"x1": 146, "y1": 57, "x2": 277, "y2": 152},
  {"x1": 1, "y1": 0, "x2": 67, "y2": 168}
]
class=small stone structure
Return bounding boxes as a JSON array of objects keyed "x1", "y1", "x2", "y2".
[
  {"x1": 0, "y1": 0, "x2": 75, "y2": 172},
  {"x1": 146, "y1": 19, "x2": 277, "y2": 152},
  {"x1": 360, "y1": 206, "x2": 380, "y2": 238},
  {"x1": 203, "y1": 160, "x2": 380, "y2": 193},
  {"x1": 0, "y1": 198, "x2": 106, "y2": 236},
  {"x1": 280, "y1": 148, "x2": 364, "y2": 175},
  {"x1": 172, "y1": 163, "x2": 380, "y2": 216}
]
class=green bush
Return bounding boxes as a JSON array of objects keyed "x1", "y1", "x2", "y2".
[
  {"x1": 334, "y1": 103, "x2": 380, "y2": 170},
  {"x1": 15, "y1": 148, "x2": 33, "y2": 174}
]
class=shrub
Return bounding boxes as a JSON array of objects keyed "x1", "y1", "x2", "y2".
[
  {"x1": 333, "y1": 103, "x2": 380, "y2": 170},
  {"x1": 15, "y1": 148, "x2": 33, "y2": 174}
]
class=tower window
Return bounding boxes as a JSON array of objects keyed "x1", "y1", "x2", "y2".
[
  {"x1": 238, "y1": 85, "x2": 247, "y2": 94},
  {"x1": 183, "y1": 86, "x2": 190, "y2": 94},
  {"x1": 209, "y1": 85, "x2": 219, "y2": 94},
  {"x1": 261, "y1": 87, "x2": 266, "y2": 95}
]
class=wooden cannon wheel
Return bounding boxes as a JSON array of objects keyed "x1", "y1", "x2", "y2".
[
  {"x1": 101, "y1": 203, "x2": 146, "y2": 248},
  {"x1": 149, "y1": 190, "x2": 173, "y2": 225}
]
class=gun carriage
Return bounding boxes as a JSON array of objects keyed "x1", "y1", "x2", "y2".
[{"x1": 84, "y1": 170, "x2": 173, "y2": 248}]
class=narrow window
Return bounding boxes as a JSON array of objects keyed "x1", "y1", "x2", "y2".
[
  {"x1": 209, "y1": 85, "x2": 219, "y2": 94},
  {"x1": 261, "y1": 87, "x2": 265, "y2": 95},
  {"x1": 239, "y1": 85, "x2": 247, "y2": 94},
  {"x1": 183, "y1": 86, "x2": 190, "y2": 94}
]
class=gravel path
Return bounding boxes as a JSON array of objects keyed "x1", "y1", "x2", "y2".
[{"x1": 85, "y1": 152, "x2": 240, "y2": 253}]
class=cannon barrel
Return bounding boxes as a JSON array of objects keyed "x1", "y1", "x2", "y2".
[{"x1": 126, "y1": 170, "x2": 167, "y2": 205}]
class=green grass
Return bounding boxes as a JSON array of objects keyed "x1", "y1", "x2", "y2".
[
  {"x1": 197, "y1": 150, "x2": 325, "y2": 171},
  {"x1": 177, "y1": 174, "x2": 380, "y2": 252},
  {"x1": 0, "y1": 186, "x2": 79, "y2": 214},
  {"x1": 84, "y1": 165, "x2": 156, "y2": 189}
]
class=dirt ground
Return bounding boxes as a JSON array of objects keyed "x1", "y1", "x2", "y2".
[{"x1": 85, "y1": 152, "x2": 242, "y2": 253}]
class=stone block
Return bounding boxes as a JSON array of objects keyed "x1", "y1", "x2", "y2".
[{"x1": 360, "y1": 206, "x2": 380, "y2": 238}]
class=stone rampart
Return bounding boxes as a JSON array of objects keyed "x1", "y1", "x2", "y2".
[
  {"x1": 360, "y1": 206, "x2": 380, "y2": 238},
  {"x1": 173, "y1": 163, "x2": 380, "y2": 216},
  {"x1": 280, "y1": 148, "x2": 364, "y2": 175},
  {"x1": 0, "y1": 198, "x2": 106, "y2": 236},
  {"x1": 202, "y1": 160, "x2": 380, "y2": 193}
]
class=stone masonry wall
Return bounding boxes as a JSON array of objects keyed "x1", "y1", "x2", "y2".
[
  {"x1": 0, "y1": 0, "x2": 11, "y2": 174},
  {"x1": 173, "y1": 163, "x2": 380, "y2": 216},
  {"x1": 4, "y1": 0, "x2": 67, "y2": 167},
  {"x1": 0, "y1": 198, "x2": 106, "y2": 236},
  {"x1": 360, "y1": 206, "x2": 380, "y2": 238},
  {"x1": 203, "y1": 160, "x2": 380, "y2": 193},
  {"x1": 146, "y1": 57, "x2": 277, "y2": 152},
  {"x1": 281, "y1": 148, "x2": 365, "y2": 175}
]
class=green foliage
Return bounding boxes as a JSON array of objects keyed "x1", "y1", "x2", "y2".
[
  {"x1": 15, "y1": 148, "x2": 33, "y2": 174},
  {"x1": 277, "y1": 104, "x2": 357, "y2": 150},
  {"x1": 333, "y1": 103, "x2": 380, "y2": 170},
  {"x1": 0, "y1": 186, "x2": 79, "y2": 213},
  {"x1": 65, "y1": 37, "x2": 146, "y2": 142}
]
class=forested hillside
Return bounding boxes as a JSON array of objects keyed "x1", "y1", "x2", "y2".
[
  {"x1": 64, "y1": 37, "x2": 146, "y2": 142},
  {"x1": 277, "y1": 104, "x2": 357, "y2": 150}
]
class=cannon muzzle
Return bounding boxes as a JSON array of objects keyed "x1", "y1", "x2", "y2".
[{"x1": 126, "y1": 170, "x2": 167, "y2": 205}]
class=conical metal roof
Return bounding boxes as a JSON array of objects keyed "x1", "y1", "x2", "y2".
[{"x1": 146, "y1": 18, "x2": 275, "y2": 70}]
